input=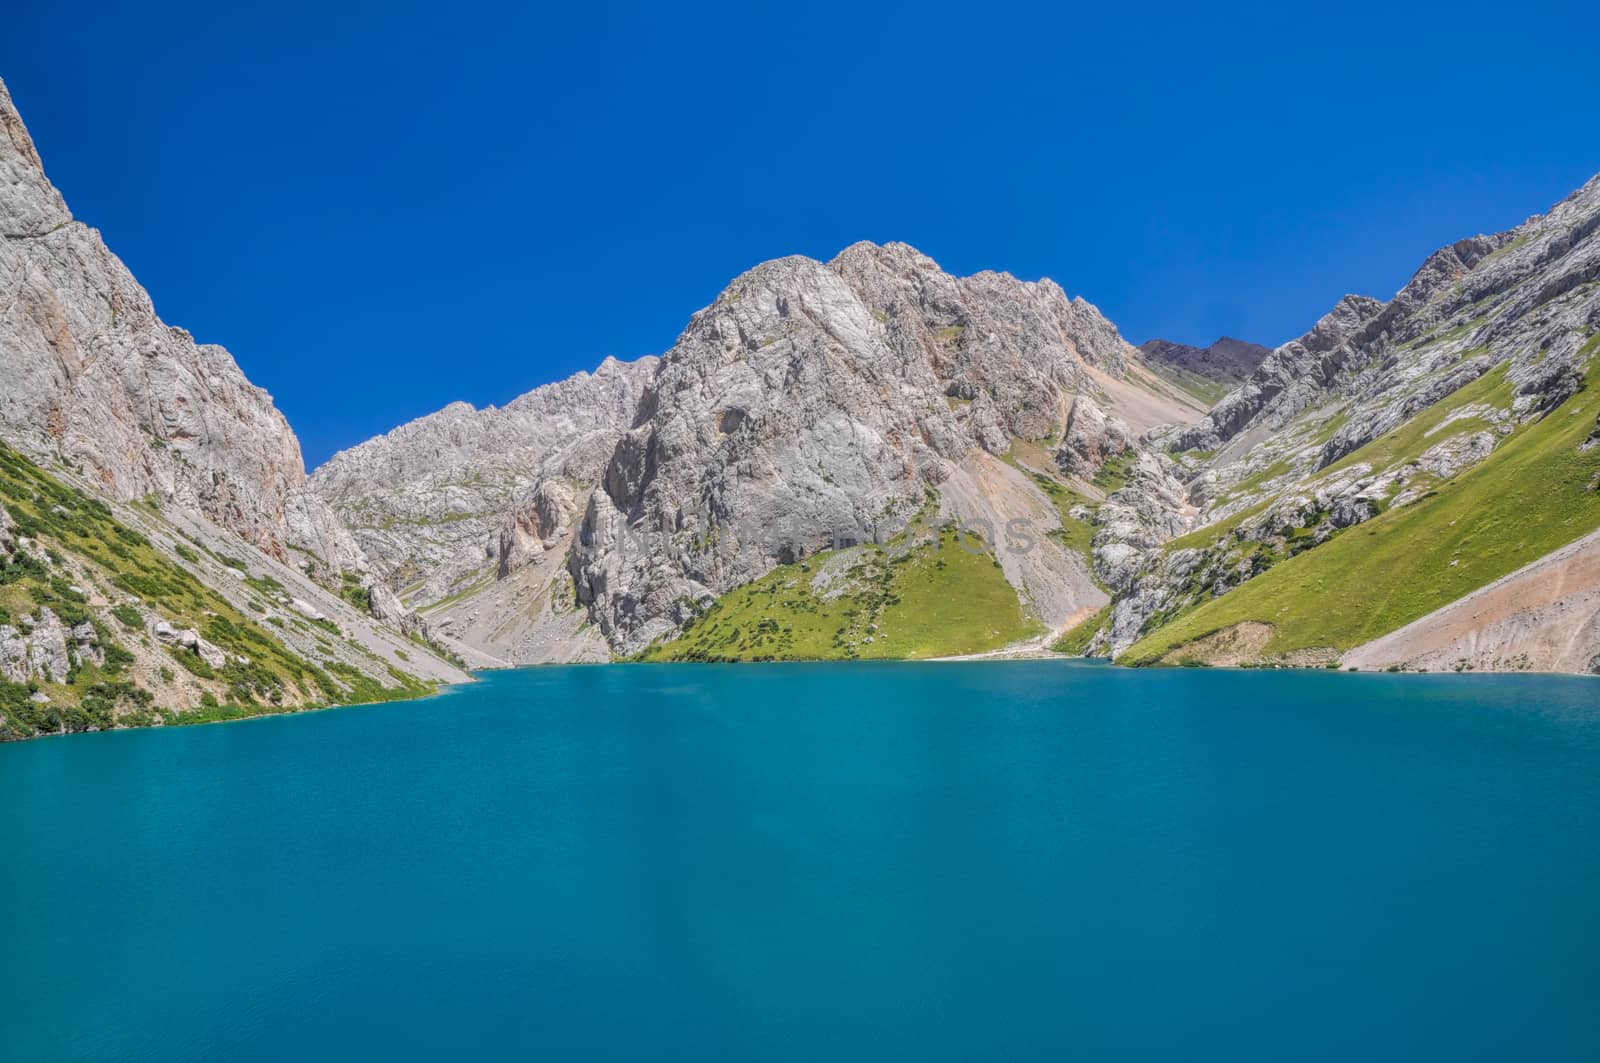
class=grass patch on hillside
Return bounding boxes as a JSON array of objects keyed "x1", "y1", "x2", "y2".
[
  {"x1": 1052, "y1": 605, "x2": 1110, "y2": 655},
  {"x1": 1306, "y1": 407, "x2": 1350, "y2": 446},
  {"x1": 339, "y1": 571, "x2": 370, "y2": 611},
  {"x1": 638, "y1": 524, "x2": 1039, "y2": 662},
  {"x1": 999, "y1": 439, "x2": 1102, "y2": 577},
  {"x1": 1163, "y1": 499, "x2": 1272, "y2": 553},
  {"x1": 1228, "y1": 459, "x2": 1294, "y2": 498},
  {"x1": 1318, "y1": 362, "x2": 1511, "y2": 478},
  {"x1": 1122, "y1": 341, "x2": 1600, "y2": 664},
  {"x1": 1092, "y1": 451, "x2": 1138, "y2": 493},
  {"x1": 1023, "y1": 472, "x2": 1099, "y2": 565}
]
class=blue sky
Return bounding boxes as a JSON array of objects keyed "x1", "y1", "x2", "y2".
[{"x1": 5, "y1": 1, "x2": 1597, "y2": 466}]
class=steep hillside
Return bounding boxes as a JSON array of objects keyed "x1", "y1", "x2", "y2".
[
  {"x1": 638, "y1": 515, "x2": 1041, "y2": 662},
  {"x1": 1081, "y1": 174, "x2": 1600, "y2": 673},
  {"x1": 0, "y1": 77, "x2": 471, "y2": 737},
  {"x1": 311, "y1": 358, "x2": 655, "y2": 592},
  {"x1": 0, "y1": 79, "x2": 355, "y2": 568},
  {"x1": 0, "y1": 444, "x2": 467, "y2": 739}
]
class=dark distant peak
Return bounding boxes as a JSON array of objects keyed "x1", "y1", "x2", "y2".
[{"x1": 1138, "y1": 336, "x2": 1272, "y2": 385}]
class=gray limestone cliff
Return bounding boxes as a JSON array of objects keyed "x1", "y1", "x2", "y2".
[
  {"x1": 570, "y1": 242, "x2": 1177, "y2": 653},
  {"x1": 0, "y1": 77, "x2": 469, "y2": 738},
  {"x1": 0, "y1": 77, "x2": 350, "y2": 568}
]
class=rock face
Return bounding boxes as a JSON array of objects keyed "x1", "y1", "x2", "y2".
[
  {"x1": 1055, "y1": 394, "x2": 1132, "y2": 478},
  {"x1": 0, "y1": 77, "x2": 349, "y2": 567},
  {"x1": 311, "y1": 356, "x2": 656, "y2": 598},
  {"x1": 0, "y1": 78, "x2": 471, "y2": 737},
  {"x1": 0, "y1": 607, "x2": 73, "y2": 684},
  {"x1": 568, "y1": 241, "x2": 1194, "y2": 653},
  {"x1": 1139, "y1": 336, "x2": 1272, "y2": 387},
  {"x1": 315, "y1": 241, "x2": 1206, "y2": 658}
]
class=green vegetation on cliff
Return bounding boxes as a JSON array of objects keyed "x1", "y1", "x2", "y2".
[
  {"x1": 0, "y1": 445, "x2": 431, "y2": 739},
  {"x1": 1122, "y1": 342, "x2": 1600, "y2": 664},
  {"x1": 1052, "y1": 605, "x2": 1111, "y2": 655},
  {"x1": 638, "y1": 523, "x2": 1038, "y2": 662}
]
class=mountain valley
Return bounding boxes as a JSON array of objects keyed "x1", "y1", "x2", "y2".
[{"x1": 4, "y1": 73, "x2": 1598, "y2": 742}]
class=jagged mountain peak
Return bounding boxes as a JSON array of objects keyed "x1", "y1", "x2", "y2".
[
  {"x1": 0, "y1": 77, "x2": 70, "y2": 238},
  {"x1": 311, "y1": 238, "x2": 1201, "y2": 658}
]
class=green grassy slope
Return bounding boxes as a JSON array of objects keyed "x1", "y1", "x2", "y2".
[
  {"x1": 0, "y1": 445, "x2": 431, "y2": 738},
  {"x1": 1318, "y1": 360, "x2": 1510, "y2": 478},
  {"x1": 638, "y1": 524, "x2": 1040, "y2": 662},
  {"x1": 1121, "y1": 340, "x2": 1600, "y2": 664}
]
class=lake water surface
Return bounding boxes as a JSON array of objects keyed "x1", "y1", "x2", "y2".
[{"x1": 2, "y1": 662, "x2": 1597, "y2": 1061}]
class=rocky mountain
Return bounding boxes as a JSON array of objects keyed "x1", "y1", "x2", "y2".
[
  {"x1": 0, "y1": 77, "x2": 470, "y2": 738},
  {"x1": 309, "y1": 356, "x2": 658, "y2": 663},
  {"x1": 0, "y1": 81, "x2": 356, "y2": 568},
  {"x1": 1082, "y1": 173, "x2": 1600, "y2": 672},
  {"x1": 321, "y1": 171, "x2": 1600, "y2": 677},
  {"x1": 1139, "y1": 336, "x2": 1272, "y2": 402},
  {"x1": 314, "y1": 242, "x2": 1210, "y2": 660},
  {"x1": 11, "y1": 66, "x2": 1598, "y2": 703}
]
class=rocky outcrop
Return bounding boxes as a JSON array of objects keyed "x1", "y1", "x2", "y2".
[
  {"x1": 498, "y1": 479, "x2": 578, "y2": 577},
  {"x1": 151, "y1": 620, "x2": 228, "y2": 671},
  {"x1": 0, "y1": 607, "x2": 91, "y2": 684},
  {"x1": 1055, "y1": 395, "x2": 1132, "y2": 478},
  {"x1": 312, "y1": 356, "x2": 656, "y2": 600}
]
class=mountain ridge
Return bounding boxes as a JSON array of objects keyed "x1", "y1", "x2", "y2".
[
  {"x1": 311, "y1": 237, "x2": 1210, "y2": 660},
  {"x1": 1137, "y1": 336, "x2": 1273, "y2": 402},
  {"x1": 0, "y1": 76, "x2": 472, "y2": 739},
  {"x1": 307, "y1": 168, "x2": 1600, "y2": 675},
  {"x1": 6, "y1": 71, "x2": 1599, "y2": 719}
]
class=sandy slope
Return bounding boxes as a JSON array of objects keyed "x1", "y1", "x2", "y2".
[{"x1": 1343, "y1": 529, "x2": 1600, "y2": 675}]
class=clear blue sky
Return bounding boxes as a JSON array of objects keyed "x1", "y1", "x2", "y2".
[{"x1": 5, "y1": 1, "x2": 1597, "y2": 466}]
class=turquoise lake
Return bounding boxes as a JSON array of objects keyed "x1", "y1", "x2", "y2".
[{"x1": 2, "y1": 661, "x2": 1597, "y2": 1061}]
